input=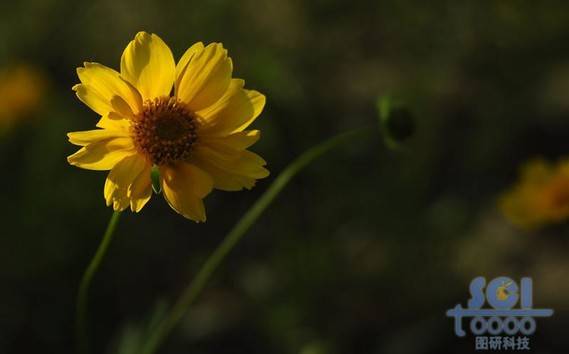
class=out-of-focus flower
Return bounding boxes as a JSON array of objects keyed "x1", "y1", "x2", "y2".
[
  {"x1": 499, "y1": 158, "x2": 569, "y2": 230},
  {"x1": 0, "y1": 65, "x2": 46, "y2": 127},
  {"x1": 67, "y1": 32, "x2": 268, "y2": 222}
]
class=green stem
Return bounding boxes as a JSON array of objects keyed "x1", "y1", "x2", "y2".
[
  {"x1": 76, "y1": 211, "x2": 122, "y2": 354},
  {"x1": 142, "y1": 128, "x2": 365, "y2": 354}
]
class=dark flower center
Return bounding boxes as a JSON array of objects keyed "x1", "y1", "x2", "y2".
[{"x1": 132, "y1": 97, "x2": 198, "y2": 165}]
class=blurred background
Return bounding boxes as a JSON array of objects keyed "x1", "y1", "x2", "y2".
[{"x1": 1, "y1": 0, "x2": 568, "y2": 353}]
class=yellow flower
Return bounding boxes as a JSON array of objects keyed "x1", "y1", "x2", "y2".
[
  {"x1": 499, "y1": 158, "x2": 569, "y2": 230},
  {"x1": 0, "y1": 65, "x2": 46, "y2": 126},
  {"x1": 67, "y1": 32, "x2": 268, "y2": 222}
]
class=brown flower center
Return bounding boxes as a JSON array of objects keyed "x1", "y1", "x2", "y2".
[
  {"x1": 549, "y1": 180, "x2": 569, "y2": 210},
  {"x1": 132, "y1": 97, "x2": 198, "y2": 165}
]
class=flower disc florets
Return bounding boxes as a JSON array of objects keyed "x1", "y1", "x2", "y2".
[{"x1": 132, "y1": 96, "x2": 198, "y2": 165}]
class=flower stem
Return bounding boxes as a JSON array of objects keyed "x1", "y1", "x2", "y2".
[
  {"x1": 141, "y1": 128, "x2": 365, "y2": 354},
  {"x1": 76, "y1": 210, "x2": 122, "y2": 354}
]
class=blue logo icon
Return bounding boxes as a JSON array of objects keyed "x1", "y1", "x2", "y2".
[{"x1": 446, "y1": 276, "x2": 553, "y2": 351}]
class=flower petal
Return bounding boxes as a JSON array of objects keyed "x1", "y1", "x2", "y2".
[
  {"x1": 129, "y1": 162, "x2": 153, "y2": 212},
  {"x1": 72, "y1": 84, "x2": 110, "y2": 117},
  {"x1": 160, "y1": 163, "x2": 213, "y2": 222},
  {"x1": 96, "y1": 115, "x2": 132, "y2": 131},
  {"x1": 195, "y1": 146, "x2": 269, "y2": 179},
  {"x1": 104, "y1": 154, "x2": 150, "y2": 211},
  {"x1": 199, "y1": 130, "x2": 260, "y2": 150},
  {"x1": 120, "y1": 32, "x2": 176, "y2": 101},
  {"x1": 198, "y1": 79, "x2": 265, "y2": 136},
  {"x1": 67, "y1": 137, "x2": 136, "y2": 170},
  {"x1": 75, "y1": 62, "x2": 142, "y2": 116},
  {"x1": 176, "y1": 43, "x2": 232, "y2": 111},
  {"x1": 175, "y1": 42, "x2": 204, "y2": 88},
  {"x1": 192, "y1": 144, "x2": 269, "y2": 190},
  {"x1": 191, "y1": 156, "x2": 258, "y2": 191},
  {"x1": 67, "y1": 128, "x2": 130, "y2": 146}
]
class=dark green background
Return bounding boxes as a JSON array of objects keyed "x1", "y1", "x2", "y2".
[{"x1": 0, "y1": 1, "x2": 568, "y2": 353}]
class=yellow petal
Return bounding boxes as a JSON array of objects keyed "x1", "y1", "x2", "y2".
[
  {"x1": 198, "y1": 79, "x2": 265, "y2": 136},
  {"x1": 199, "y1": 130, "x2": 260, "y2": 150},
  {"x1": 175, "y1": 42, "x2": 204, "y2": 87},
  {"x1": 499, "y1": 190, "x2": 542, "y2": 230},
  {"x1": 129, "y1": 161, "x2": 152, "y2": 212},
  {"x1": 193, "y1": 144, "x2": 269, "y2": 179},
  {"x1": 120, "y1": 32, "x2": 176, "y2": 101},
  {"x1": 191, "y1": 156, "x2": 257, "y2": 191},
  {"x1": 73, "y1": 84, "x2": 111, "y2": 117},
  {"x1": 160, "y1": 163, "x2": 213, "y2": 222},
  {"x1": 67, "y1": 137, "x2": 136, "y2": 170},
  {"x1": 176, "y1": 42, "x2": 233, "y2": 111},
  {"x1": 75, "y1": 62, "x2": 142, "y2": 116},
  {"x1": 67, "y1": 129, "x2": 130, "y2": 146},
  {"x1": 104, "y1": 154, "x2": 150, "y2": 211},
  {"x1": 96, "y1": 115, "x2": 132, "y2": 131}
]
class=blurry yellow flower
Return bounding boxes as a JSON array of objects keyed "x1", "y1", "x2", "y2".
[
  {"x1": 67, "y1": 32, "x2": 268, "y2": 222},
  {"x1": 499, "y1": 158, "x2": 569, "y2": 230},
  {"x1": 0, "y1": 65, "x2": 46, "y2": 126}
]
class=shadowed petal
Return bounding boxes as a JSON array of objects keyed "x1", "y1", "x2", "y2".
[
  {"x1": 67, "y1": 137, "x2": 136, "y2": 171},
  {"x1": 104, "y1": 154, "x2": 150, "y2": 211},
  {"x1": 197, "y1": 79, "x2": 265, "y2": 136},
  {"x1": 160, "y1": 163, "x2": 213, "y2": 221},
  {"x1": 74, "y1": 62, "x2": 142, "y2": 117},
  {"x1": 120, "y1": 32, "x2": 176, "y2": 101},
  {"x1": 176, "y1": 43, "x2": 232, "y2": 111}
]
